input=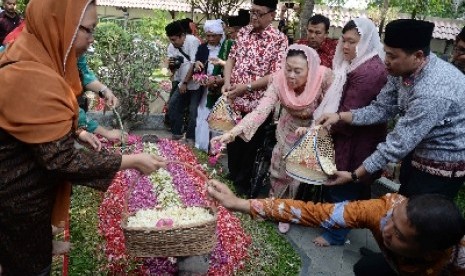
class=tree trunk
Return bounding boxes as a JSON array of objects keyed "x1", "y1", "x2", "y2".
[
  {"x1": 299, "y1": 0, "x2": 315, "y2": 40},
  {"x1": 378, "y1": 0, "x2": 389, "y2": 36}
]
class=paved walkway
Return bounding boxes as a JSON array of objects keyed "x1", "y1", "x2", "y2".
[{"x1": 133, "y1": 128, "x2": 382, "y2": 276}]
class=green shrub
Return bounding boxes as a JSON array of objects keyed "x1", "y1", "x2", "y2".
[{"x1": 88, "y1": 22, "x2": 167, "y2": 129}]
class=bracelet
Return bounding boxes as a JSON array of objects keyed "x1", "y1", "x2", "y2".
[
  {"x1": 351, "y1": 171, "x2": 360, "y2": 182},
  {"x1": 98, "y1": 86, "x2": 108, "y2": 98}
]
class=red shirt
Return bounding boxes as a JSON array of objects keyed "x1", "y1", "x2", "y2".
[
  {"x1": 228, "y1": 24, "x2": 288, "y2": 113},
  {"x1": 296, "y1": 37, "x2": 337, "y2": 69}
]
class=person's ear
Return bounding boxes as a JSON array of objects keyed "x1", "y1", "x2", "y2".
[{"x1": 414, "y1": 50, "x2": 425, "y2": 61}]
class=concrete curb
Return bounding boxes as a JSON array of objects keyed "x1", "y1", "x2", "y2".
[{"x1": 87, "y1": 111, "x2": 166, "y2": 130}]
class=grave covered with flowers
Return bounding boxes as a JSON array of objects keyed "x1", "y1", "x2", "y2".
[
  {"x1": 97, "y1": 135, "x2": 251, "y2": 274},
  {"x1": 58, "y1": 133, "x2": 300, "y2": 275}
]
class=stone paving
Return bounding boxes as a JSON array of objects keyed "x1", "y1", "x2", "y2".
[{"x1": 131, "y1": 127, "x2": 383, "y2": 276}]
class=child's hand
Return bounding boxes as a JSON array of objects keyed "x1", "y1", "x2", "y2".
[
  {"x1": 295, "y1": 127, "x2": 309, "y2": 137},
  {"x1": 78, "y1": 130, "x2": 102, "y2": 151}
]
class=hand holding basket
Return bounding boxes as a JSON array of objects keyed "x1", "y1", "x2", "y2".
[
  {"x1": 284, "y1": 125, "x2": 337, "y2": 185},
  {"x1": 207, "y1": 96, "x2": 240, "y2": 133}
]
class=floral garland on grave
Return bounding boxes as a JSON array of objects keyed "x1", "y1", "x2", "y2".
[{"x1": 98, "y1": 135, "x2": 251, "y2": 275}]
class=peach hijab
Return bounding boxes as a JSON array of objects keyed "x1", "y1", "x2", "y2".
[
  {"x1": 0, "y1": 0, "x2": 93, "y2": 143},
  {"x1": 273, "y1": 44, "x2": 326, "y2": 111},
  {"x1": 0, "y1": 0, "x2": 95, "y2": 227}
]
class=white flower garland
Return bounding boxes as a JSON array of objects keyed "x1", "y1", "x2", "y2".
[{"x1": 144, "y1": 142, "x2": 183, "y2": 208}]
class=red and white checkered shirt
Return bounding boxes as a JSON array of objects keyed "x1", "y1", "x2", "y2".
[{"x1": 228, "y1": 24, "x2": 288, "y2": 113}]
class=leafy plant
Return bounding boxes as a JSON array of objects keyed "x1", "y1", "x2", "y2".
[
  {"x1": 88, "y1": 22, "x2": 166, "y2": 130},
  {"x1": 15, "y1": 0, "x2": 29, "y2": 14},
  {"x1": 191, "y1": 0, "x2": 247, "y2": 20}
]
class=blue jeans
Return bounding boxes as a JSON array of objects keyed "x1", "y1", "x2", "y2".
[
  {"x1": 321, "y1": 182, "x2": 365, "y2": 245},
  {"x1": 168, "y1": 87, "x2": 202, "y2": 139}
]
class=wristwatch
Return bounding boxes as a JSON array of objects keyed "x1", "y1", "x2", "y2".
[
  {"x1": 246, "y1": 83, "x2": 253, "y2": 92},
  {"x1": 351, "y1": 171, "x2": 360, "y2": 182}
]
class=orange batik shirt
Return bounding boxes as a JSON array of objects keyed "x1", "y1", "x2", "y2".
[{"x1": 250, "y1": 194, "x2": 465, "y2": 275}]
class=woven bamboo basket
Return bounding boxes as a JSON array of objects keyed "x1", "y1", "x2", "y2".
[
  {"x1": 284, "y1": 125, "x2": 337, "y2": 185},
  {"x1": 207, "y1": 96, "x2": 238, "y2": 133},
  {"x1": 121, "y1": 161, "x2": 217, "y2": 257}
]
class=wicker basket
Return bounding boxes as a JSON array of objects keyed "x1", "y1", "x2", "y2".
[
  {"x1": 207, "y1": 96, "x2": 239, "y2": 132},
  {"x1": 122, "y1": 207, "x2": 217, "y2": 257},
  {"x1": 284, "y1": 125, "x2": 337, "y2": 185},
  {"x1": 121, "y1": 161, "x2": 217, "y2": 257}
]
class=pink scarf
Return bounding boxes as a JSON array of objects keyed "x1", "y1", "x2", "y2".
[{"x1": 273, "y1": 44, "x2": 326, "y2": 111}]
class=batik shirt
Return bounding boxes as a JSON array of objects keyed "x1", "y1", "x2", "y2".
[
  {"x1": 228, "y1": 24, "x2": 287, "y2": 113},
  {"x1": 251, "y1": 193, "x2": 465, "y2": 275},
  {"x1": 0, "y1": 130, "x2": 121, "y2": 275},
  {"x1": 296, "y1": 37, "x2": 337, "y2": 69},
  {"x1": 351, "y1": 54, "x2": 465, "y2": 174}
]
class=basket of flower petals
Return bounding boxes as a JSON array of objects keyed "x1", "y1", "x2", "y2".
[{"x1": 121, "y1": 161, "x2": 217, "y2": 257}]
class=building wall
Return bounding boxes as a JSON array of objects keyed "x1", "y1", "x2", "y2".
[
  {"x1": 97, "y1": 6, "x2": 156, "y2": 18},
  {"x1": 328, "y1": 26, "x2": 451, "y2": 55},
  {"x1": 97, "y1": 6, "x2": 454, "y2": 55},
  {"x1": 97, "y1": 6, "x2": 202, "y2": 21}
]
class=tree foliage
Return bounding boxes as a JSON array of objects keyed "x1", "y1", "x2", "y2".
[
  {"x1": 369, "y1": 0, "x2": 460, "y2": 19},
  {"x1": 190, "y1": 0, "x2": 247, "y2": 20},
  {"x1": 15, "y1": 0, "x2": 29, "y2": 14}
]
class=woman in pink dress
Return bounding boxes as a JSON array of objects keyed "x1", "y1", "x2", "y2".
[{"x1": 211, "y1": 44, "x2": 333, "y2": 233}]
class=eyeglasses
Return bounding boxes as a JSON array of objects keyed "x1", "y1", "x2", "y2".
[
  {"x1": 79, "y1": 25, "x2": 95, "y2": 36},
  {"x1": 250, "y1": 10, "x2": 273, "y2": 18}
]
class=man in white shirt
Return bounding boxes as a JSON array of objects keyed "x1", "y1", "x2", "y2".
[{"x1": 165, "y1": 21, "x2": 201, "y2": 141}]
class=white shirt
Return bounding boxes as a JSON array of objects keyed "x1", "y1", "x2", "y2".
[
  {"x1": 207, "y1": 44, "x2": 221, "y2": 75},
  {"x1": 167, "y1": 34, "x2": 200, "y2": 90}
]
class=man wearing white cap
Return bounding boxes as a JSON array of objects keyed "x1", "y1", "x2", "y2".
[{"x1": 193, "y1": 19, "x2": 224, "y2": 150}]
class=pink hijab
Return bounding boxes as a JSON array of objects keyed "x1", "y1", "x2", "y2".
[{"x1": 273, "y1": 44, "x2": 326, "y2": 110}]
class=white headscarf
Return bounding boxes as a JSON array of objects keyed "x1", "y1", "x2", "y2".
[
  {"x1": 203, "y1": 19, "x2": 224, "y2": 35},
  {"x1": 313, "y1": 18, "x2": 385, "y2": 119}
]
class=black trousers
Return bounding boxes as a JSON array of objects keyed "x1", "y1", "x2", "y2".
[
  {"x1": 227, "y1": 115, "x2": 272, "y2": 194},
  {"x1": 399, "y1": 152, "x2": 464, "y2": 200},
  {"x1": 353, "y1": 253, "x2": 397, "y2": 276}
]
